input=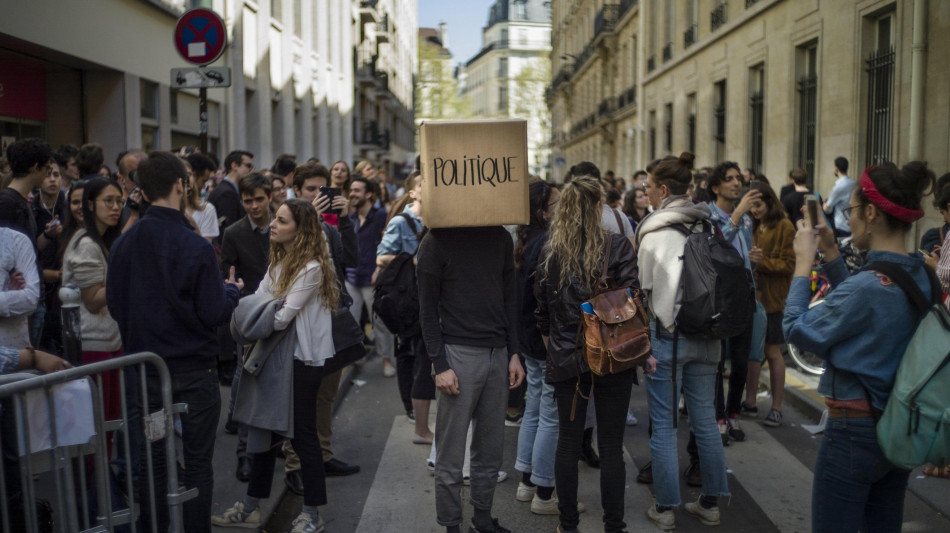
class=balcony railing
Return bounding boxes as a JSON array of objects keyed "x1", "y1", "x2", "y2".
[
  {"x1": 359, "y1": 0, "x2": 378, "y2": 24},
  {"x1": 647, "y1": 55, "x2": 656, "y2": 72},
  {"x1": 598, "y1": 98, "x2": 614, "y2": 117},
  {"x1": 617, "y1": 86, "x2": 637, "y2": 108},
  {"x1": 359, "y1": 120, "x2": 389, "y2": 149},
  {"x1": 594, "y1": 4, "x2": 620, "y2": 36},
  {"x1": 711, "y1": 2, "x2": 728, "y2": 31},
  {"x1": 376, "y1": 14, "x2": 390, "y2": 43},
  {"x1": 684, "y1": 24, "x2": 697, "y2": 48},
  {"x1": 662, "y1": 42, "x2": 673, "y2": 62}
]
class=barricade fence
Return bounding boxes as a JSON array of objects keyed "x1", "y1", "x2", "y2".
[{"x1": 0, "y1": 352, "x2": 194, "y2": 533}]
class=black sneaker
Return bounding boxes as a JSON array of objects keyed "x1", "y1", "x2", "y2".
[
  {"x1": 762, "y1": 409, "x2": 783, "y2": 427},
  {"x1": 406, "y1": 409, "x2": 415, "y2": 421},
  {"x1": 636, "y1": 461, "x2": 653, "y2": 484},
  {"x1": 739, "y1": 401, "x2": 759, "y2": 418},
  {"x1": 684, "y1": 461, "x2": 703, "y2": 487},
  {"x1": 469, "y1": 518, "x2": 511, "y2": 533},
  {"x1": 323, "y1": 458, "x2": 360, "y2": 477},
  {"x1": 727, "y1": 417, "x2": 746, "y2": 442},
  {"x1": 224, "y1": 416, "x2": 238, "y2": 434}
]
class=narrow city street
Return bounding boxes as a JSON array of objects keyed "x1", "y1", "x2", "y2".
[{"x1": 210, "y1": 355, "x2": 950, "y2": 533}]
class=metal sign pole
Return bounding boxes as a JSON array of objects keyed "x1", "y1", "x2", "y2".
[{"x1": 199, "y1": 85, "x2": 208, "y2": 153}]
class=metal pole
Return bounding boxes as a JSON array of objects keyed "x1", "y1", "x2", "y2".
[
  {"x1": 200, "y1": 86, "x2": 208, "y2": 154},
  {"x1": 59, "y1": 285, "x2": 82, "y2": 367}
]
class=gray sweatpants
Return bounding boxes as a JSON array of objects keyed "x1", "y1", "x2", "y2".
[{"x1": 434, "y1": 344, "x2": 509, "y2": 527}]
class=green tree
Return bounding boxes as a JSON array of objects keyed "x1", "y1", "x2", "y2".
[{"x1": 415, "y1": 38, "x2": 471, "y2": 121}]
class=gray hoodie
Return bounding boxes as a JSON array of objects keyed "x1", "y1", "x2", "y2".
[{"x1": 635, "y1": 195, "x2": 711, "y2": 331}]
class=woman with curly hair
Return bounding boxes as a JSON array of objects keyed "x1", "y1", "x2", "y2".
[
  {"x1": 214, "y1": 198, "x2": 339, "y2": 533},
  {"x1": 535, "y1": 176, "x2": 644, "y2": 533}
]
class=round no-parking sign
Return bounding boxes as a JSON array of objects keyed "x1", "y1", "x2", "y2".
[{"x1": 174, "y1": 8, "x2": 227, "y2": 66}]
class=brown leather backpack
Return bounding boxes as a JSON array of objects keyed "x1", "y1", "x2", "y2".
[{"x1": 580, "y1": 235, "x2": 652, "y2": 375}]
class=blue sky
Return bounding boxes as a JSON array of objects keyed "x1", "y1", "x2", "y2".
[{"x1": 417, "y1": 0, "x2": 495, "y2": 66}]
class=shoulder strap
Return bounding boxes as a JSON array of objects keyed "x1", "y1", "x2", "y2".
[
  {"x1": 861, "y1": 261, "x2": 937, "y2": 315},
  {"x1": 611, "y1": 208, "x2": 625, "y2": 235},
  {"x1": 397, "y1": 212, "x2": 421, "y2": 238},
  {"x1": 599, "y1": 233, "x2": 613, "y2": 282}
]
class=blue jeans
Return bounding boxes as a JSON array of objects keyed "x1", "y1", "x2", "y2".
[
  {"x1": 514, "y1": 357, "x2": 558, "y2": 487},
  {"x1": 812, "y1": 415, "x2": 910, "y2": 533},
  {"x1": 646, "y1": 323, "x2": 729, "y2": 506}
]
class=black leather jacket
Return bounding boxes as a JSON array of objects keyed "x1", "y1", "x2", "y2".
[{"x1": 535, "y1": 235, "x2": 640, "y2": 384}]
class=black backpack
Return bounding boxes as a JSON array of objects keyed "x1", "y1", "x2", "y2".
[
  {"x1": 373, "y1": 213, "x2": 423, "y2": 336},
  {"x1": 672, "y1": 220, "x2": 756, "y2": 339},
  {"x1": 664, "y1": 220, "x2": 756, "y2": 427}
]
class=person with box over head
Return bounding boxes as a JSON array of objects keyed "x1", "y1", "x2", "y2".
[{"x1": 418, "y1": 120, "x2": 527, "y2": 533}]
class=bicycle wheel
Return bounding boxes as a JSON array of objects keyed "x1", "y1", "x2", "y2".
[{"x1": 785, "y1": 299, "x2": 826, "y2": 375}]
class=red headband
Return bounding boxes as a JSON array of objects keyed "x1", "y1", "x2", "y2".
[{"x1": 859, "y1": 166, "x2": 924, "y2": 224}]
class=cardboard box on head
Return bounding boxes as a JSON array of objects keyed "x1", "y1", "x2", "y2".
[{"x1": 420, "y1": 119, "x2": 530, "y2": 228}]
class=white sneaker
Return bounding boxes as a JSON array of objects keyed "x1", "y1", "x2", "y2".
[
  {"x1": 211, "y1": 502, "x2": 262, "y2": 528},
  {"x1": 463, "y1": 471, "x2": 507, "y2": 486},
  {"x1": 515, "y1": 481, "x2": 536, "y2": 502},
  {"x1": 626, "y1": 410, "x2": 638, "y2": 426},
  {"x1": 530, "y1": 494, "x2": 586, "y2": 515},
  {"x1": 290, "y1": 512, "x2": 326, "y2": 533},
  {"x1": 685, "y1": 497, "x2": 721, "y2": 526},
  {"x1": 646, "y1": 505, "x2": 675, "y2": 530}
]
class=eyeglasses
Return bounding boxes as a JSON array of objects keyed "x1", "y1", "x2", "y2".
[
  {"x1": 842, "y1": 203, "x2": 865, "y2": 218},
  {"x1": 98, "y1": 198, "x2": 123, "y2": 208}
]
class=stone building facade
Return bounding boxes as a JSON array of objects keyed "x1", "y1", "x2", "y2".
[{"x1": 549, "y1": 0, "x2": 949, "y2": 232}]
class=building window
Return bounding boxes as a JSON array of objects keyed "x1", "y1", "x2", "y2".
[
  {"x1": 499, "y1": 86, "x2": 508, "y2": 112},
  {"x1": 140, "y1": 80, "x2": 159, "y2": 120},
  {"x1": 711, "y1": 1, "x2": 728, "y2": 32},
  {"x1": 865, "y1": 13, "x2": 895, "y2": 166},
  {"x1": 515, "y1": 0, "x2": 527, "y2": 20},
  {"x1": 649, "y1": 110, "x2": 657, "y2": 160},
  {"x1": 749, "y1": 64, "x2": 765, "y2": 173},
  {"x1": 665, "y1": 103, "x2": 673, "y2": 152},
  {"x1": 685, "y1": 0, "x2": 699, "y2": 47},
  {"x1": 796, "y1": 43, "x2": 818, "y2": 185},
  {"x1": 713, "y1": 80, "x2": 726, "y2": 162},
  {"x1": 687, "y1": 93, "x2": 697, "y2": 153},
  {"x1": 142, "y1": 126, "x2": 158, "y2": 151},
  {"x1": 499, "y1": 57, "x2": 508, "y2": 78},
  {"x1": 270, "y1": 0, "x2": 281, "y2": 21}
]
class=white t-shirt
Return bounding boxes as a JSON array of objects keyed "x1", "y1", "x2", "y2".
[{"x1": 188, "y1": 202, "x2": 220, "y2": 238}]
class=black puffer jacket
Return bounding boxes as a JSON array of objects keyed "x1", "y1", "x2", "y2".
[{"x1": 535, "y1": 234, "x2": 640, "y2": 384}]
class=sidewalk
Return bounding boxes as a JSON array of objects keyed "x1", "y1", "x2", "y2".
[
  {"x1": 211, "y1": 363, "x2": 362, "y2": 532},
  {"x1": 763, "y1": 364, "x2": 950, "y2": 520}
]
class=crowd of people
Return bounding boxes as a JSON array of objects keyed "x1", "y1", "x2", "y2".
[{"x1": 1, "y1": 136, "x2": 949, "y2": 533}]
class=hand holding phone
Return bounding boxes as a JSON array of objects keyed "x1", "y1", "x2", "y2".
[
  {"x1": 319, "y1": 186, "x2": 343, "y2": 215},
  {"x1": 805, "y1": 194, "x2": 819, "y2": 229}
]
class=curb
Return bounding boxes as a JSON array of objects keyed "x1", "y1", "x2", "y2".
[{"x1": 762, "y1": 366, "x2": 825, "y2": 423}]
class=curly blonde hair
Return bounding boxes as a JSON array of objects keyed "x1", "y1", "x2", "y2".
[
  {"x1": 542, "y1": 176, "x2": 606, "y2": 291},
  {"x1": 268, "y1": 198, "x2": 339, "y2": 309}
]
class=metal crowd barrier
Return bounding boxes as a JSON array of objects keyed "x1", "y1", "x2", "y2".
[{"x1": 0, "y1": 352, "x2": 194, "y2": 533}]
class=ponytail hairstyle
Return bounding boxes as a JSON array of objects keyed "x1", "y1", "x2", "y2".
[
  {"x1": 542, "y1": 176, "x2": 606, "y2": 291},
  {"x1": 268, "y1": 198, "x2": 339, "y2": 309},
  {"x1": 652, "y1": 152, "x2": 695, "y2": 196},
  {"x1": 854, "y1": 161, "x2": 935, "y2": 232},
  {"x1": 515, "y1": 178, "x2": 555, "y2": 269}
]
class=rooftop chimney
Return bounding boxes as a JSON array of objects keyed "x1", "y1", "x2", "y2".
[{"x1": 438, "y1": 21, "x2": 449, "y2": 50}]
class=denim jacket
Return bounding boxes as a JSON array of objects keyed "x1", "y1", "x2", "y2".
[
  {"x1": 708, "y1": 201, "x2": 753, "y2": 271},
  {"x1": 783, "y1": 251, "x2": 933, "y2": 411},
  {"x1": 377, "y1": 205, "x2": 423, "y2": 256}
]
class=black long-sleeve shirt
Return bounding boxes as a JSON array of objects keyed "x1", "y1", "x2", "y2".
[{"x1": 416, "y1": 226, "x2": 520, "y2": 374}]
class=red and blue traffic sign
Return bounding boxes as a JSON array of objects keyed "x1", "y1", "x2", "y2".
[{"x1": 174, "y1": 8, "x2": 227, "y2": 66}]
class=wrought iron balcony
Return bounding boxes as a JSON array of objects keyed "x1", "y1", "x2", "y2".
[
  {"x1": 619, "y1": 0, "x2": 639, "y2": 18},
  {"x1": 684, "y1": 24, "x2": 697, "y2": 48},
  {"x1": 647, "y1": 55, "x2": 656, "y2": 72},
  {"x1": 376, "y1": 14, "x2": 389, "y2": 43},
  {"x1": 711, "y1": 2, "x2": 728, "y2": 32},
  {"x1": 594, "y1": 4, "x2": 620, "y2": 36},
  {"x1": 617, "y1": 86, "x2": 637, "y2": 108},
  {"x1": 662, "y1": 42, "x2": 673, "y2": 62}
]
